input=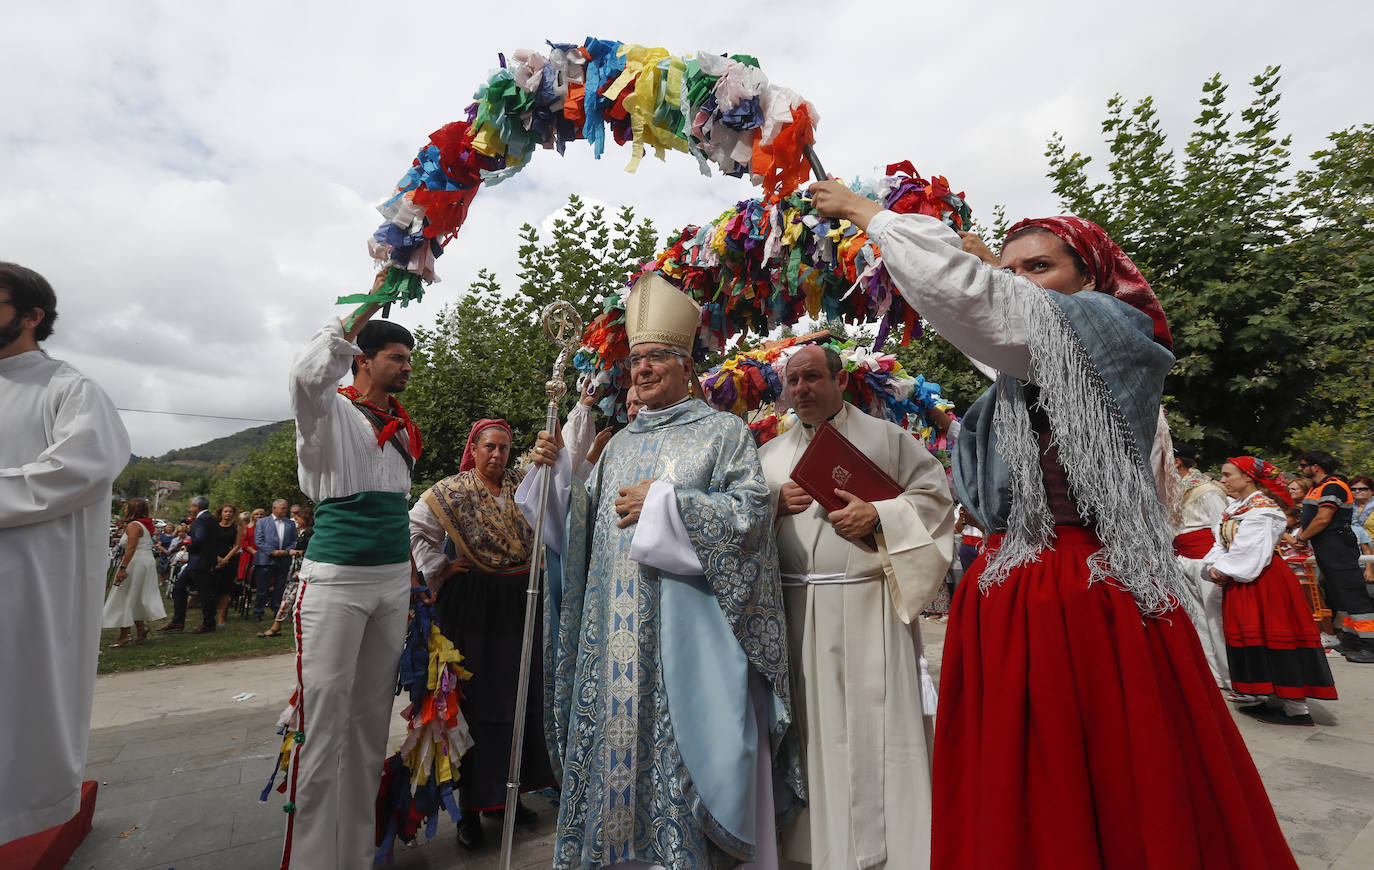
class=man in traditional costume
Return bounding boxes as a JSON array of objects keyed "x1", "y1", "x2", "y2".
[
  {"x1": 408, "y1": 418, "x2": 555, "y2": 849},
  {"x1": 759, "y1": 344, "x2": 953, "y2": 870},
  {"x1": 522, "y1": 273, "x2": 804, "y2": 869},
  {"x1": 0, "y1": 263, "x2": 130, "y2": 848},
  {"x1": 276, "y1": 295, "x2": 427, "y2": 870},
  {"x1": 1172, "y1": 441, "x2": 1231, "y2": 687}
]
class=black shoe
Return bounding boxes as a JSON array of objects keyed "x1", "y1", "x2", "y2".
[
  {"x1": 483, "y1": 799, "x2": 538, "y2": 825},
  {"x1": 156, "y1": 623, "x2": 184, "y2": 633},
  {"x1": 1341, "y1": 646, "x2": 1374, "y2": 664},
  {"x1": 190, "y1": 625, "x2": 215, "y2": 634},
  {"x1": 1334, "y1": 631, "x2": 1360, "y2": 653},
  {"x1": 1238, "y1": 704, "x2": 1315, "y2": 727},
  {"x1": 456, "y1": 812, "x2": 484, "y2": 850}
]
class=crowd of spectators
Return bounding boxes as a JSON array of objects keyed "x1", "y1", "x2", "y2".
[{"x1": 103, "y1": 499, "x2": 315, "y2": 646}]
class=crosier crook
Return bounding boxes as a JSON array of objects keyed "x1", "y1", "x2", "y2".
[{"x1": 498, "y1": 299, "x2": 583, "y2": 870}]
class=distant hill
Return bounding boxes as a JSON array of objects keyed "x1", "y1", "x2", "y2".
[{"x1": 159, "y1": 420, "x2": 292, "y2": 467}]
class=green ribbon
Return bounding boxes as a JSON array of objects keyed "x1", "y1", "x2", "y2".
[{"x1": 337, "y1": 270, "x2": 424, "y2": 331}]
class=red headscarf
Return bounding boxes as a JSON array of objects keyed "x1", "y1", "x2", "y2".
[
  {"x1": 460, "y1": 419, "x2": 513, "y2": 473},
  {"x1": 1227, "y1": 455, "x2": 1293, "y2": 508},
  {"x1": 1006, "y1": 216, "x2": 1172, "y2": 350}
]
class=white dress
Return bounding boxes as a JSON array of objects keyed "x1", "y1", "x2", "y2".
[{"x1": 102, "y1": 527, "x2": 166, "y2": 626}]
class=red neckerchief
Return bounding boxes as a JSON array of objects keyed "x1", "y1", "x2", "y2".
[{"x1": 337, "y1": 385, "x2": 423, "y2": 459}]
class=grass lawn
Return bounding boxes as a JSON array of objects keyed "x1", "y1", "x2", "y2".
[{"x1": 97, "y1": 575, "x2": 294, "y2": 675}]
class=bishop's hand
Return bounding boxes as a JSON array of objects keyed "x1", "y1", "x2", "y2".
[
  {"x1": 530, "y1": 423, "x2": 565, "y2": 467},
  {"x1": 615, "y1": 479, "x2": 657, "y2": 529}
]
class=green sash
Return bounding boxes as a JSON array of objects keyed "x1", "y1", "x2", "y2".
[{"x1": 306, "y1": 491, "x2": 410, "y2": 566}]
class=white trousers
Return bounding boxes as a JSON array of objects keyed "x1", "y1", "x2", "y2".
[{"x1": 281, "y1": 559, "x2": 409, "y2": 870}]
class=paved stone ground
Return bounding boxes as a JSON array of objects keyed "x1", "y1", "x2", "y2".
[{"x1": 68, "y1": 622, "x2": 1374, "y2": 869}]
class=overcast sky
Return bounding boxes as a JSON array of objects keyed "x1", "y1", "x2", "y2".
[{"x1": 4, "y1": 1, "x2": 1371, "y2": 457}]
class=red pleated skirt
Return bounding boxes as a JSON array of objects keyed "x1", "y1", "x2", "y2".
[
  {"x1": 1225, "y1": 555, "x2": 1337, "y2": 700},
  {"x1": 933, "y1": 527, "x2": 1298, "y2": 870}
]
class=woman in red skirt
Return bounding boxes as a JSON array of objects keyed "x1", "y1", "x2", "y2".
[
  {"x1": 810, "y1": 180, "x2": 1301, "y2": 869},
  {"x1": 1203, "y1": 457, "x2": 1337, "y2": 725}
]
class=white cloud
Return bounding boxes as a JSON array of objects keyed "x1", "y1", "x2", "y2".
[{"x1": 3, "y1": 0, "x2": 1371, "y2": 455}]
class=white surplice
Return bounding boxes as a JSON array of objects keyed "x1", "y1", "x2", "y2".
[
  {"x1": 0, "y1": 350, "x2": 129, "y2": 844},
  {"x1": 759, "y1": 403, "x2": 953, "y2": 870}
]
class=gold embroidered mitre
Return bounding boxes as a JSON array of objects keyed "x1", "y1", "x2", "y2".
[{"x1": 625, "y1": 272, "x2": 701, "y2": 349}]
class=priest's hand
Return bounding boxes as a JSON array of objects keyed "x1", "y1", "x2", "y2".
[
  {"x1": 778, "y1": 482, "x2": 814, "y2": 517},
  {"x1": 530, "y1": 424, "x2": 565, "y2": 467},
  {"x1": 615, "y1": 479, "x2": 657, "y2": 528},
  {"x1": 829, "y1": 489, "x2": 879, "y2": 541}
]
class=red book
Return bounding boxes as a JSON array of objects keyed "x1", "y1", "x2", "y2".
[{"x1": 790, "y1": 421, "x2": 904, "y2": 550}]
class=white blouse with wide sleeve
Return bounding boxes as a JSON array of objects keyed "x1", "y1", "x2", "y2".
[
  {"x1": 290, "y1": 318, "x2": 412, "y2": 501},
  {"x1": 1200, "y1": 492, "x2": 1286, "y2": 584},
  {"x1": 866, "y1": 210, "x2": 1037, "y2": 380}
]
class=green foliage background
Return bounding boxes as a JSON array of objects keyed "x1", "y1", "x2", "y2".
[
  {"x1": 210, "y1": 197, "x2": 660, "y2": 506},
  {"x1": 203, "y1": 69, "x2": 1372, "y2": 505}
]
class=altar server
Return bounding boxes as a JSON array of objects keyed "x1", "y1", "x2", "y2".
[{"x1": 0, "y1": 263, "x2": 130, "y2": 845}]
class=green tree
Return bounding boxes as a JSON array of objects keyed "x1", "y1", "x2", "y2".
[
  {"x1": 402, "y1": 196, "x2": 661, "y2": 496},
  {"x1": 1045, "y1": 67, "x2": 1372, "y2": 463},
  {"x1": 218, "y1": 196, "x2": 662, "y2": 504},
  {"x1": 209, "y1": 424, "x2": 306, "y2": 511}
]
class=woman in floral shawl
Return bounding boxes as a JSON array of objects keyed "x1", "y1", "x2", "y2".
[{"x1": 407, "y1": 418, "x2": 554, "y2": 850}]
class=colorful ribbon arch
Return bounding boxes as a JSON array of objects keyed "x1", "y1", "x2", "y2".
[
  {"x1": 340, "y1": 39, "x2": 823, "y2": 316},
  {"x1": 344, "y1": 38, "x2": 974, "y2": 374}
]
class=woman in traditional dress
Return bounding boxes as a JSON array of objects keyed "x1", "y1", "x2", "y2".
[
  {"x1": 810, "y1": 180, "x2": 1301, "y2": 869},
  {"x1": 1202, "y1": 457, "x2": 1336, "y2": 725},
  {"x1": 103, "y1": 498, "x2": 166, "y2": 646},
  {"x1": 209, "y1": 503, "x2": 242, "y2": 627},
  {"x1": 408, "y1": 419, "x2": 555, "y2": 849}
]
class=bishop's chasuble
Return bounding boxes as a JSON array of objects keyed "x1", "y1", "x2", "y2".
[
  {"x1": 541, "y1": 398, "x2": 804, "y2": 870},
  {"x1": 760, "y1": 402, "x2": 953, "y2": 870}
]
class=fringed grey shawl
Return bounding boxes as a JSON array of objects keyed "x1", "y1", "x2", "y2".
[{"x1": 951, "y1": 277, "x2": 1190, "y2": 617}]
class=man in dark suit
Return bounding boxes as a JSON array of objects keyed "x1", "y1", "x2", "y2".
[
  {"x1": 252, "y1": 498, "x2": 298, "y2": 620},
  {"x1": 159, "y1": 495, "x2": 219, "y2": 633}
]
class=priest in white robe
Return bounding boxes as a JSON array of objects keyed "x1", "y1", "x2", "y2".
[
  {"x1": 0, "y1": 263, "x2": 130, "y2": 845},
  {"x1": 760, "y1": 344, "x2": 953, "y2": 870}
]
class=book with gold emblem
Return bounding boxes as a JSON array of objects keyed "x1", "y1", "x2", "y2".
[{"x1": 789, "y1": 421, "x2": 903, "y2": 549}]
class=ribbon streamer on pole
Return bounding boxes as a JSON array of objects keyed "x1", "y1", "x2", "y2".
[{"x1": 498, "y1": 300, "x2": 584, "y2": 870}]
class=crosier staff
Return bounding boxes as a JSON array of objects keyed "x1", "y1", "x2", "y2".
[{"x1": 498, "y1": 300, "x2": 583, "y2": 870}]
